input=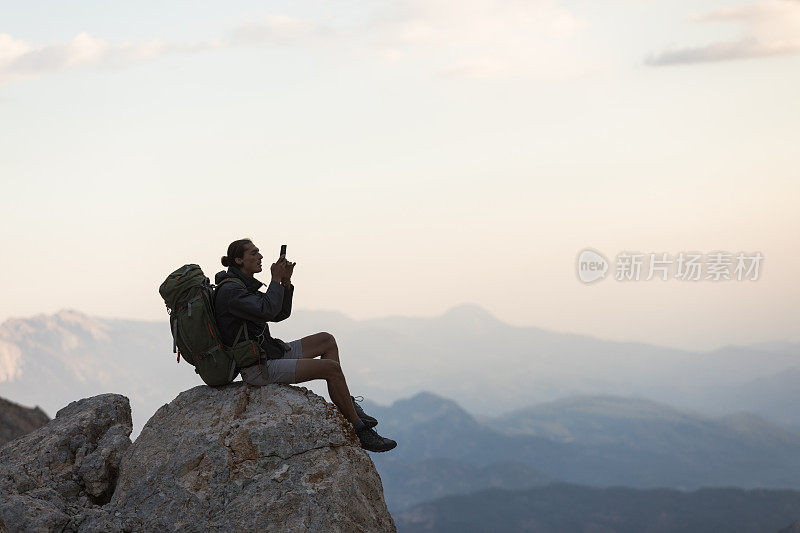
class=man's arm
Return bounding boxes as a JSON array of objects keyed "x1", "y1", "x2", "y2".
[
  {"x1": 270, "y1": 281, "x2": 293, "y2": 322},
  {"x1": 227, "y1": 281, "x2": 286, "y2": 322}
]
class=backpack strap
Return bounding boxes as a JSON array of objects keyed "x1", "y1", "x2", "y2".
[
  {"x1": 186, "y1": 294, "x2": 202, "y2": 317},
  {"x1": 216, "y1": 277, "x2": 246, "y2": 288},
  {"x1": 171, "y1": 316, "x2": 179, "y2": 354},
  {"x1": 214, "y1": 276, "x2": 250, "y2": 348},
  {"x1": 232, "y1": 323, "x2": 248, "y2": 345},
  {"x1": 212, "y1": 277, "x2": 246, "y2": 304}
]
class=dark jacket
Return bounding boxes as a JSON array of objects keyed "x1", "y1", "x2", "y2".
[{"x1": 213, "y1": 266, "x2": 294, "y2": 359}]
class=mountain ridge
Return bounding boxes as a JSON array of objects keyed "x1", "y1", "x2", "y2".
[{"x1": 2, "y1": 308, "x2": 799, "y2": 436}]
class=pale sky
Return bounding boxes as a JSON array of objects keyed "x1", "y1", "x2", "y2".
[{"x1": 1, "y1": 0, "x2": 798, "y2": 351}]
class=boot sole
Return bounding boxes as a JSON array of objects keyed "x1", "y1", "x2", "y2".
[{"x1": 363, "y1": 441, "x2": 397, "y2": 453}]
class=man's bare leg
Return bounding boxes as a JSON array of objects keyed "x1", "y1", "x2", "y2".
[
  {"x1": 299, "y1": 332, "x2": 339, "y2": 363},
  {"x1": 294, "y1": 358, "x2": 359, "y2": 424},
  {"x1": 293, "y1": 335, "x2": 397, "y2": 452},
  {"x1": 298, "y1": 332, "x2": 352, "y2": 420}
]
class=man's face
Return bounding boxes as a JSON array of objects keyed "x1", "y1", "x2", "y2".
[{"x1": 237, "y1": 243, "x2": 263, "y2": 276}]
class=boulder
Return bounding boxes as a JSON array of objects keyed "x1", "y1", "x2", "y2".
[
  {"x1": 96, "y1": 383, "x2": 396, "y2": 532},
  {"x1": 0, "y1": 394, "x2": 132, "y2": 532},
  {"x1": 0, "y1": 383, "x2": 395, "y2": 532}
]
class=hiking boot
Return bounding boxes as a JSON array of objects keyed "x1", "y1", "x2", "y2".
[
  {"x1": 355, "y1": 425, "x2": 397, "y2": 453},
  {"x1": 351, "y1": 395, "x2": 378, "y2": 428}
]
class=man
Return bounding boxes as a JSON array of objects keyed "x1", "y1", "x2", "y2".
[{"x1": 214, "y1": 238, "x2": 396, "y2": 453}]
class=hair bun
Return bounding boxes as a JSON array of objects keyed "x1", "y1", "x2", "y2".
[{"x1": 221, "y1": 256, "x2": 229, "y2": 267}]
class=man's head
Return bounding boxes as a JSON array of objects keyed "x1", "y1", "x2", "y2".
[{"x1": 221, "y1": 239, "x2": 263, "y2": 277}]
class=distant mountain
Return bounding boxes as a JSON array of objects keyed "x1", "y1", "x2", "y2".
[
  {"x1": 486, "y1": 395, "x2": 800, "y2": 454},
  {"x1": 394, "y1": 484, "x2": 800, "y2": 533},
  {"x1": 1, "y1": 307, "x2": 799, "y2": 437},
  {"x1": 283, "y1": 306, "x2": 800, "y2": 426},
  {"x1": 0, "y1": 396, "x2": 49, "y2": 445},
  {"x1": 365, "y1": 392, "x2": 558, "y2": 511},
  {"x1": 368, "y1": 392, "x2": 800, "y2": 502},
  {"x1": 482, "y1": 394, "x2": 800, "y2": 488},
  {"x1": 0, "y1": 310, "x2": 199, "y2": 435},
  {"x1": 701, "y1": 367, "x2": 800, "y2": 429},
  {"x1": 365, "y1": 392, "x2": 568, "y2": 468},
  {"x1": 364, "y1": 391, "x2": 479, "y2": 433},
  {"x1": 739, "y1": 341, "x2": 798, "y2": 354}
]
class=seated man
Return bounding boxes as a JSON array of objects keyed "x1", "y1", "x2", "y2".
[{"x1": 214, "y1": 238, "x2": 396, "y2": 453}]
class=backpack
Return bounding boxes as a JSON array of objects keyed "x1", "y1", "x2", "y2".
[{"x1": 158, "y1": 264, "x2": 262, "y2": 387}]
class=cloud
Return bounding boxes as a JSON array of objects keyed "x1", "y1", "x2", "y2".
[
  {"x1": 0, "y1": 15, "x2": 316, "y2": 86},
  {"x1": 0, "y1": 2, "x2": 597, "y2": 86},
  {"x1": 0, "y1": 33, "x2": 187, "y2": 85},
  {"x1": 646, "y1": 0, "x2": 800, "y2": 66},
  {"x1": 365, "y1": 0, "x2": 597, "y2": 80}
]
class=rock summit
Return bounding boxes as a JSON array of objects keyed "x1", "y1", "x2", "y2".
[{"x1": 0, "y1": 383, "x2": 396, "y2": 532}]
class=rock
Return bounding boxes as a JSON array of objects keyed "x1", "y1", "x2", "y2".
[
  {"x1": 0, "y1": 384, "x2": 395, "y2": 532},
  {"x1": 0, "y1": 394, "x2": 132, "y2": 532},
  {"x1": 95, "y1": 383, "x2": 396, "y2": 532},
  {"x1": 0, "y1": 396, "x2": 50, "y2": 445}
]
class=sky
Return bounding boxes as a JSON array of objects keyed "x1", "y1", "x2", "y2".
[{"x1": 0, "y1": 0, "x2": 798, "y2": 351}]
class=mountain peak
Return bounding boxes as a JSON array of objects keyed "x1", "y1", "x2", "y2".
[
  {"x1": 404, "y1": 391, "x2": 453, "y2": 406},
  {"x1": 54, "y1": 308, "x2": 88, "y2": 320},
  {"x1": 1, "y1": 309, "x2": 110, "y2": 343},
  {"x1": 388, "y1": 391, "x2": 476, "y2": 427}
]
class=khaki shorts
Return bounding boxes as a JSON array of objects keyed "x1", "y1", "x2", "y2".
[{"x1": 240, "y1": 339, "x2": 303, "y2": 385}]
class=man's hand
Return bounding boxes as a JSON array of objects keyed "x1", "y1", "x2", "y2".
[
  {"x1": 282, "y1": 259, "x2": 295, "y2": 285},
  {"x1": 271, "y1": 256, "x2": 295, "y2": 284},
  {"x1": 271, "y1": 257, "x2": 291, "y2": 283}
]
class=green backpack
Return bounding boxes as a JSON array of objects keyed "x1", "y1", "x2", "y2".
[{"x1": 158, "y1": 264, "x2": 262, "y2": 387}]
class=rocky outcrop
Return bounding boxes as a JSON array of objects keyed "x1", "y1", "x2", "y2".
[
  {"x1": 0, "y1": 396, "x2": 50, "y2": 445},
  {"x1": 100, "y1": 383, "x2": 395, "y2": 532},
  {"x1": 0, "y1": 394, "x2": 132, "y2": 532},
  {"x1": 0, "y1": 384, "x2": 396, "y2": 532}
]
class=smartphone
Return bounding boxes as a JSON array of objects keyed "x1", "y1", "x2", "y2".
[{"x1": 280, "y1": 244, "x2": 287, "y2": 258}]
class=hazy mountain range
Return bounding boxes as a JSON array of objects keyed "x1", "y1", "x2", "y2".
[
  {"x1": 3, "y1": 306, "x2": 800, "y2": 523},
  {"x1": 0, "y1": 310, "x2": 200, "y2": 435},
  {"x1": 366, "y1": 392, "x2": 800, "y2": 512},
  {"x1": 1, "y1": 306, "x2": 798, "y2": 436}
]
